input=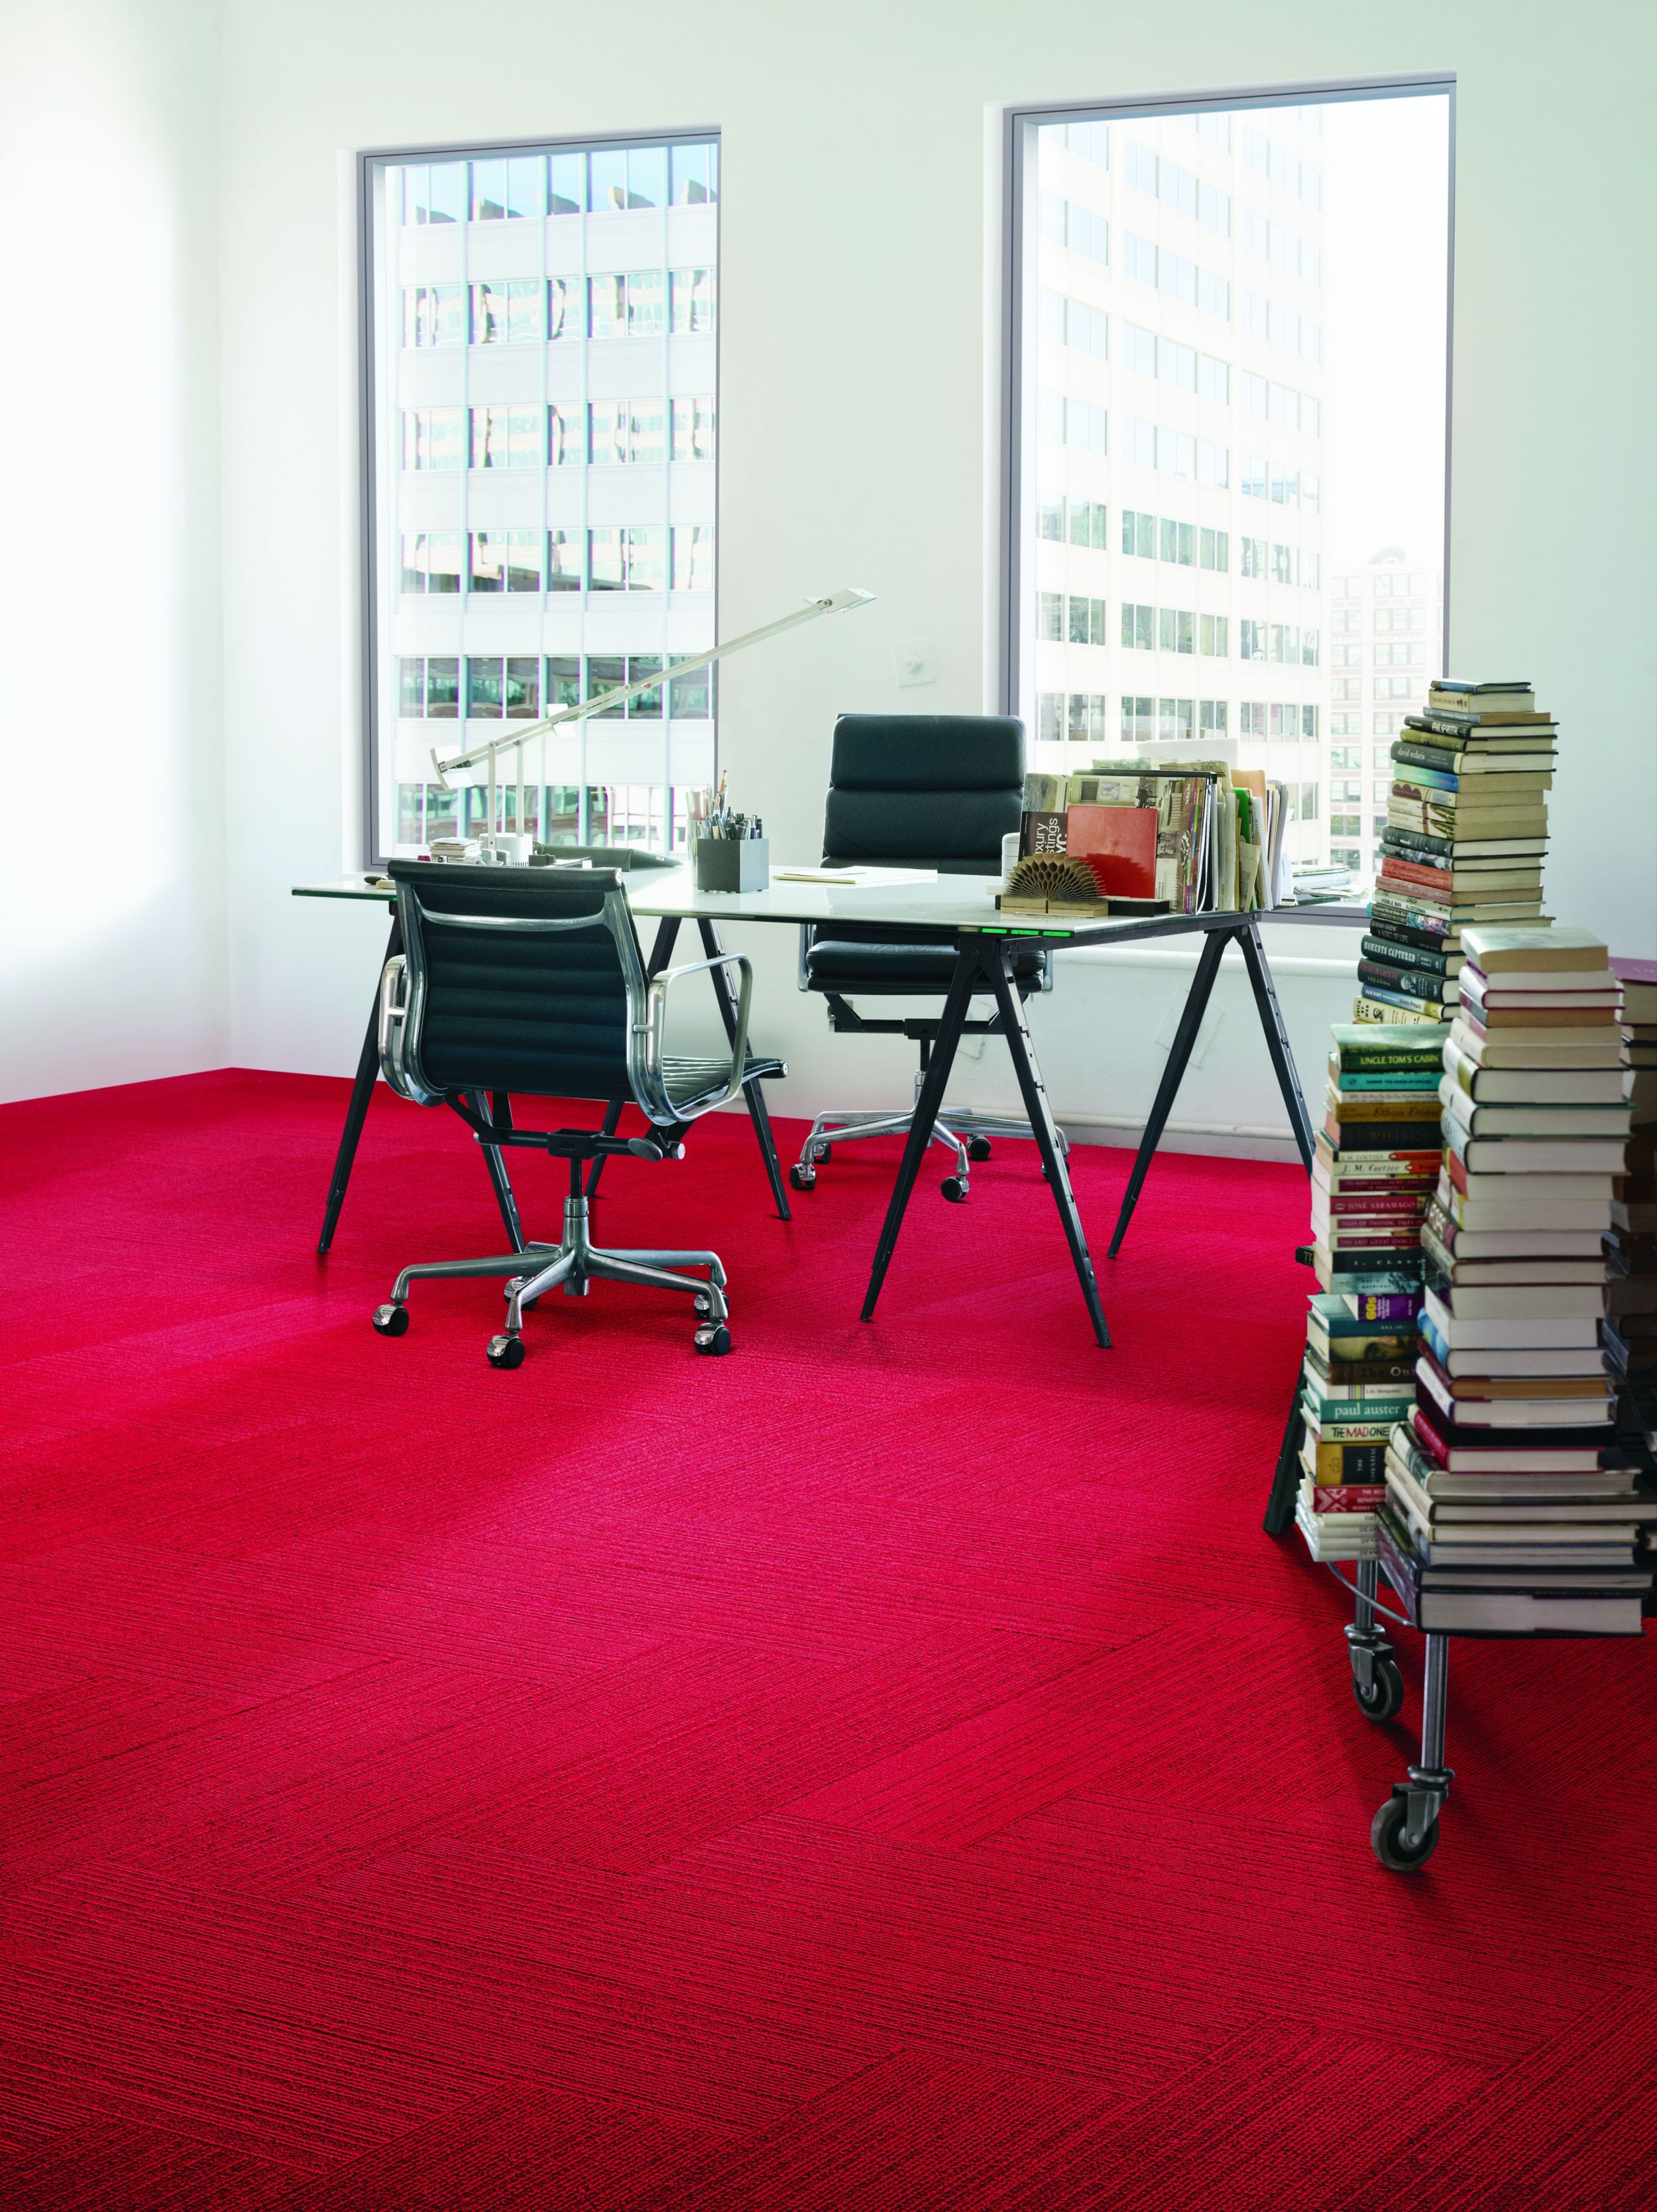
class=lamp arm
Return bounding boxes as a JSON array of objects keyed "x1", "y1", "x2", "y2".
[{"x1": 426, "y1": 587, "x2": 874, "y2": 789}]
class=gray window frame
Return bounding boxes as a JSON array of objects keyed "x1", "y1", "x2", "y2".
[
  {"x1": 999, "y1": 73, "x2": 1456, "y2": 920},
  {"x1": 356, "y1": 125, "x2": 720, "y2": 867}
]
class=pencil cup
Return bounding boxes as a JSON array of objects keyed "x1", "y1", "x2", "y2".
[{"x1": 692, "y1": 837, "x2": 770, "y2": 893}]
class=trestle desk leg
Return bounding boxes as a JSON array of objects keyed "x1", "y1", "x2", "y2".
[
  {"x1": 986, "y1": 949, "x2": 1110, "y2": 1348},
  {"x1": 697, "y1": 916, "x2": 791, "y2": 1221},
  {"x1": 1237, "y1": 916, "x2": 1315, "y2": 1171},
  {"x1": 861, "y1": 950, "x2": 978, "y2": 1320},
  {"x1": 1106, "y1": 926, "x2": 1229, "y2": 1259},
  {"x1": 318, "y1": 911, "x2": 402, "y2": 1255},
  {"x1": 1263, "y1": 1379, "x2": 1304, "y2": 1536},
  {"x1": 465, "y1": 1090, "x2": 526, "y2": 1253}
]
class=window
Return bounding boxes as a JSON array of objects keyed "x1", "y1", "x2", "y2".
[
  {"x1": 1066, "y1": 498, "x2": 1108, "y2": 547},
  {"x1": 1067, "y1": 595, "x2": 1108, "y2": 645},
  {"x1": 1329, "y1": 745, "x2": 1361, "y2": 770},
  {"x1": 400, "y1": 532, "x2": 464, "y2": 593},
  {"x1": 1067, "y1": 692, "x2": 1109, "y2": 741},
  {"x1": 403, "y1": 285, "x2": 465, "y2": 347},
  {"x1": 397, "y1": 656, "x2": 460, "y2": 717},
  {"x1": 671, "y1": 267, "x2": 717, "y2": 333},
  {"x1": 1373, "y1": 640, "x2": 1425, "y2": 666},
  {"x1": 469, "y1": 532, "x2": 542, "y2": 593},
  {"x1": 1121, "y1": 694, "x2": 1154, "y2": 742},
  {"x1": 1010, "y1": 89, "x2": 1450, "y2": 884},
  {"x1": 470, "y1": 405, "x2": 542, "y2": 469},
  {"x1": 367, "y1": 133, "x2": 720, "y2": 857},
  {"x1": 1042, "y1": 290, "x2": 1110, "y2": 356},
  {"x1": 1158, "y1": 697, "x2": 1196, "y2": 741},
  {"x1": 471, "y1": 279, "x2": 542, "y2": 344},
  {"x1": 402, "y1": 408, "x2": 464, "y2": 470}
]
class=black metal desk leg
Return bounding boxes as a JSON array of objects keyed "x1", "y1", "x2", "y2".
[
  {"x1": 587, "y1": 918, "x2": 679, "y2": 1202},
  {"x1": 463, "y1": 1092, "x2": 526, "y2": 1252},
  {"x1": 861, "y1": 949, "x2": 978, "y2": 1321},
  {"x1": 318, "y1": 912, "x2": 402, "y2": 1255},
  {"x1": 1264, "y1": 1380, "x2": 1306, "y2": 1535},
  {"x1": 1237, "y1": 917, "x2": 1315, "y2": 1172},
  {"x1": 1107, "y1": 925, "x2": 1230, "y2": 1259},
  {"x1": 986, "y1": 952, "x2": 1110, "y2": 1349},
  {"x1": 697, "y1": 917, "x2": 791, "y2": 1222}
]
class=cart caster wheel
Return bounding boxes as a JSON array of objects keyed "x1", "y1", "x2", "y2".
[
  {"x1": 1352, "y1": 1655, "x2": 1404, "y2": 1723},
  {"x1": 486, "y1": 1334, "x2": 525, "y2": 1369},
  {"x1": 967, "y1": 1137, "x2": 992, "y2": 1163},
  {"x1": 941, "y1": 1177, "x2": 967, "y2": 1203},
  {"x1": 694, "y1": 1323, "x2": 732, "y2": 1356},
  {"x1": 372, "y1": 1303, "x2": 409, "y2": 1336},
  {"x1": 789, "y1": 1165, "x2": 815, "y2": 1192},
  {"x1": 1371, "y1": 1793, "x2": 1440, "y2": 1872},
  {"x1": 811, "y1": 1141, "x2": 833, "y2": 1164}
]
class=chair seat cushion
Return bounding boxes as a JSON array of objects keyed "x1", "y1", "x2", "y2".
[{"x1": 804, "y1": 935, "x2": 1047, "y2": 994}]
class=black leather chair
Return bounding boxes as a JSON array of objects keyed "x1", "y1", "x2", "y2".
[
  {"x1": 790, "y1": 714, "x2": 1065, "y2": 1201},
  {"x1": 370, "y1": 860, "x2": 748, "y2": 1365}
]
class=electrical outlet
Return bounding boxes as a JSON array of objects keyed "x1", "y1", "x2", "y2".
[{"x1": 895, "y1": 638, "x2": 937, "y2": 687}]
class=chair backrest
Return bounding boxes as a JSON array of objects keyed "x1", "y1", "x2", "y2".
[
  {"x1": 822, "y1": 715, "x2": 1025, "y2": 874},
  {"x1": 388, "y1": 861, "x2": 642, "y2": 1102}
]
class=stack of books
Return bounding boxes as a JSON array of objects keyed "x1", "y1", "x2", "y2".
[
  {"x1": 1295, "y1": 1023, "x2": 1444, "y2": 1563},
  {"x1": 1607, "y1": 956, "x2": 1657, "y2": 1456},
  {"x1": 1357, "y1": 678, "x2": 1555, "y2": 1027},
  {"x1": 1378, "y1": 925, "x2": 1655, "y2": 1634}
]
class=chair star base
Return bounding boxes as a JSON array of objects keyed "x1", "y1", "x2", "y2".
[{"x1": 374, "y1": 1194, "x2": 730, "y2": 1362}]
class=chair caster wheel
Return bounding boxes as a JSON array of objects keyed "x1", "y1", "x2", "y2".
[
  {"x1": 940, "y1": 1177, "x2": 967, "y2": 1203},
  {"x1": 1352, "y1": 1655, "x2": 1404, "y2": 1722},
  {"x1": 694, "y1": 1323, "x2": 732, "y2": 1356},
  {"x1": 789, "y1": 1165, "x2": 815, "y2": 1192},
  {"x1": 1371, "y1": 1793, "x2": 1439, "y2": 1872},
  {"x1": 967, "y1": 1137, "x2": 992, "y2": 1162},
  {"x1": 811, "y1": 1141, "x2": 833, "y2": 1163},
  {"x1": 372, "y1": 1304, "x2": 409, "y2": 1336},
  {"x1": 486, "y1": 1334, "x2": 525, "y2": 1369}
]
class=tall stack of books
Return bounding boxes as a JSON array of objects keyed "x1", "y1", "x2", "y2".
[
  {"x1": 1607, "y1": 957, "x2": 1657, "y2": 1463},
  {"x1": 1358, "y1": 678, "x2": 1555, "y2": 1028},
  {"x1": 1295, "y1": 1023, "x2": 1445, "y2": 1563},
  {"x1": 1377, "y1": 925, "x2": 1655, "y2": 1634}
]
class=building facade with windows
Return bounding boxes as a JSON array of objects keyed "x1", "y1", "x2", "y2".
[
  {"x1": 372, "y1": 138, "x2": 719, "y2": 856},
  {"x1": 1027, "y1": 105, "x2": 1331, "y2": 866},
  {"x1": 1326, "y1": 546, "x2": 1444, "y2": 888}
]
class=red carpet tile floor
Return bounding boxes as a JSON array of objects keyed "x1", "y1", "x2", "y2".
[{"x1": 2, "y1": 1069, "x2": 1656, "y2": 2210}]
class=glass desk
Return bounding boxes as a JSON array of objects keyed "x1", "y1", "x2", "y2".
[{"x1": 294, "y1": 867, "x2": 1322, "y2": 1350}]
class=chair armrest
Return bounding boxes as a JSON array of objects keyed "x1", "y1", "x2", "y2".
[
  {"x1": 376, "y1": 953, "x2": 443, "y2": 1104},
  {"x1": 637, "y1": 952, "x2": 753, "y2": 1120}
]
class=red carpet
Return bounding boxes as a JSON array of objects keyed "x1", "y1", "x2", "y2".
[{"x1": 2, "y1": 1069, "x2": 1654, "y2": 2209}]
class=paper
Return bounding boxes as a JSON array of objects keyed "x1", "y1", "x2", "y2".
[{"x1": 771, "y1": 865, "x2": 941, "y2": 886}]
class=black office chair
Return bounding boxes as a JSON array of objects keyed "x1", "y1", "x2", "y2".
[
  {"x1": 790, "y1": 714, "x2": 1064, "y2": 1202},
  {"x1": 369, "y1": 861, "x2": 748, "y2": 1366}
]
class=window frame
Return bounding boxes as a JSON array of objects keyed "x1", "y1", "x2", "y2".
[
  {"x1": 999, "y1": 73, "x2": 1455, "y2": 917},
  {"x1": 357, "y1": 124, "x2": 720, "y2": 866}
]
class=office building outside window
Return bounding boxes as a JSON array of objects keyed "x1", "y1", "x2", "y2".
[
  {"x1": 1009, "y1": 87, "x2": 1450, "y2": 884},
  {"x1": 363, "y1": 135, "x2": 719, "y2": 857}
]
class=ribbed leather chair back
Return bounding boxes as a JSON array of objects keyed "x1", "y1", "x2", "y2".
[
  {"x1": 388, "y1": 861, "x2": 635, "y2": 1100},
  {"x1": 822, "y1": 715, "x2": 1025, "y2": 873}
]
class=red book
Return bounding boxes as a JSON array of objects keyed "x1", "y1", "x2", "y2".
[
  {"x1": 1312, "y1": 1485, "x2": 1387, "y2": 1514},
  {"x1": 1064, "y1": 804, "x2": 1159, "y2": 900}
]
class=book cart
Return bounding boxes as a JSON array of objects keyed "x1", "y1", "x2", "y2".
[{"x1": 1267, "y1": 1345, "x2": 1657, "y2": 1872}]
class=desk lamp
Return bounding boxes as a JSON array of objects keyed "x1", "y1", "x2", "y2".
[{"x1": 427, "y1": 587, "x2": 876, "y2": 856}]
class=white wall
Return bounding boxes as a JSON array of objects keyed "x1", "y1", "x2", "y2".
[
  {"x1": 0, "y1": 0, "x2": 227, "y2": 1104},
  {"x1": 120, "y1": 2, "x2": 1657, "y2": 1137}
]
